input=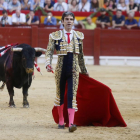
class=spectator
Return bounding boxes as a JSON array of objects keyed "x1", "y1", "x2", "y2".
[
  {"x1": 127, "y1": 0, "x2": 138, "y2": 13},
  {"x1": 4, "y1": 0, "x2": 10, "y2": 3},
  {"x1": 0, "y1": 0, "x2": 8, "y2": 10},
  {"x1": 26, "y1": 10, "x2": 39, "y2": 25},
  {"x1": 103, "y1": 0, "x2": 109, "y2": 9},
  {"x1": 8, "y1": 0, "x2": 21, "y2": 12},
  {"x1": 51, "y1": 0, "x2": 55, "y2": 5},
  {"x1": 79, "y1": 16, "x2": 96, "y2": 29},
  {"x1": 117, "y1": 0, "x2": 127, "y2": 11},
  {"x1": 30, "y1": 0, "x2": 44, "y2": 10},
  {"x1": 135, "y1": 0, "x2": 140, "y2": 5},
  {"x1": 135, "y1": 0, "x2": 140, "y2": 11},
  {"x1": 40, "y1": 0, "x2": 45, "y2": 7},
  {"x1": 96, "y1": 8, "x2": 110, "y2": 29},
  {"x1": 53, "y1": 0, "x2": 68, "y2": 11},
  {"x1": 112, "y1": 9, "x2": 125, "y2": 28},
  {"x1": 12, "y1": 9, "x2": 26, "y2": 25},
  {"x1": 21, "y1": 0, "x2": 31, "y2": 10},
  {"x1": 68, "y1": 0, "x2": 79, "y2": 11},
  {"x1": 90, "y1": 0, "x2": 99, "y2": 12},
  {"x1": 44, "y1": 0, "x2": 54, "y2": 11},
  {"x1": 67, "y1": 0, "x2": 79, "y2": 4},
  {"x1": 107, "y1": 0, "x2": 117, "y2": 11},
  {"x1": 44, "y1": 12, "x2": 57, "y2": 25},
  {"x1": 125, "y1": 11, "x2": 138, "y2": 29},
  {"x1": 135, "y1": 0, "x2": 140, "y2": 4},
  {"x1": 79, "y1": 0, "x2": 90, "y2": 12},
  {"x1": 116, "y1": 0, "x2": 129, "y2": 5},
  {"x1": 0, "y1": 10, "x2": 12, "y2": 25}
]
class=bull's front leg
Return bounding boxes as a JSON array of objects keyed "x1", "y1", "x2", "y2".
[
  {"x1": 22, "y1": 83, "x2": 30, "y2": 108},
  {"x1": 6, "y1": 82, "x2": 15, "y2": 107},
  {"x1": 0, "y1": 82, "x2": 5, "y2": 90}
]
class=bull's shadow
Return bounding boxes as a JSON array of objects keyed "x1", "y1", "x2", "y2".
[{"x1": 0, "y1": 44, "x2": 46, "y2": 108}]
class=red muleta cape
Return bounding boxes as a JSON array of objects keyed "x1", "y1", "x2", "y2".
[{"x1": 52, "y1": 73, "x2": 127, "y2": 127}]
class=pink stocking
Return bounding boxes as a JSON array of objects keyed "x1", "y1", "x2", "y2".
[
  {"x1": 68, "y1": 108, "x2": 75, "y2": 127},
  {"x1": 57, "y1": 104, "x2": 64, "y2": 125}
]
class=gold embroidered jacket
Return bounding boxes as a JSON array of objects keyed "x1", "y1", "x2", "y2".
[{"x1": 45, "y1": 30, "x2": 87, "y2": 74}]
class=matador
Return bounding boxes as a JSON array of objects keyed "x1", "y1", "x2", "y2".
[{"x1": 45, "y1": 12, "x2": 88, "y2": 132}]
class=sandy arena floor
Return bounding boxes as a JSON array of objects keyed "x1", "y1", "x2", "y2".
[{"x1": 0, "y1": 64, "x2": 140, "y2": 140}]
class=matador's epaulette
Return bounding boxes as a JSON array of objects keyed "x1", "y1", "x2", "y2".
[
  {"x1": 49, "y1": 30, "x2": 62, "y2": 40},
  {"x1": 74, "y1": 31, "x2": 84, "y2": 40}
]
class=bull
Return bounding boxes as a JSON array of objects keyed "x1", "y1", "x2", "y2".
[{"x1": 0, "y1": 44, "x2": 46, "y2": 107}]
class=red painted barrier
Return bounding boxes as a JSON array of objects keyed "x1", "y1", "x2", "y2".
[
  {"x1": 100, "y1": 29, "x2": 140, "y2": 56},
  {"x1": 0, "y1": 26, "x2": 140, "y2": 65},
  {"x1": 1, "y1": 10, "x2": 140, "y2": 17}
]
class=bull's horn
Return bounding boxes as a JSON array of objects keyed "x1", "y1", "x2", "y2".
[
  {"x1": 35, "y1": 48, "x2": 46, "y2": 52},
  {"x1": 11, "y1": 48, "x2": 23, "y2": 52}
]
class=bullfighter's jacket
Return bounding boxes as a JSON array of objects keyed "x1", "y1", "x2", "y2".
[{"x1": 45, "y1": 30, "x2": 87, "y2": 111}]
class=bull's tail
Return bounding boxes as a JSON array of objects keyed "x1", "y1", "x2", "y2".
[{"x1": 0, "y1": 82, "x2": 5, "y2": 91}]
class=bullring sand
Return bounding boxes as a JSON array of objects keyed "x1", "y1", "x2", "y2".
[{"x1": 0, "y1": 64, "x2": 140, "y2": 140}]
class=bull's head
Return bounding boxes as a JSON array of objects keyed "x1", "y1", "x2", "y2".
[{"x1": 12, "y1": 46, "x2": 46, "y2": 74}]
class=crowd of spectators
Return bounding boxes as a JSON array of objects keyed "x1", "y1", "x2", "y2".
[
  {"x1": 0, "y1": 0, "x2": 139, "y2": 12},
  {"x1": 95, "y1": 8, "x2": 139, "y2": 29},
  {"x1": 0, "y1": 0, "x2": 140, "y2": 29}
]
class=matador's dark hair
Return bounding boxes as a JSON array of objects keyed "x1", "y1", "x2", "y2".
[{"x1": 61, "y1": 12, "x2": 75, "y2": 21}]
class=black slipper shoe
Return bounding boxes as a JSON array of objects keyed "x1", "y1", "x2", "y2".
[
  {"x1": 58, "y1": 124, "x2": 65, "y2": 129},
  {"x1": 69, "y1": 124, "x2": 77, "y2": 132}
]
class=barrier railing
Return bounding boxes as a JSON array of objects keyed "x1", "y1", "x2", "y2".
[{"x1": 1, "y1": 10, "x2": 140, "y2": 17}]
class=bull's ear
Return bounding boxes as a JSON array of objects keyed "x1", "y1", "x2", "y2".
[{"x1": 35, "y1": 51, "x2": 42, "y2": 57}]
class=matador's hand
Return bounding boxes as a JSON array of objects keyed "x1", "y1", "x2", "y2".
[
  {"x1": 84, "y1": 72, "x2": 89, "y2": 77},
  {"x1": 46, "y1": 65, "x2": 53, "y2": 73}
]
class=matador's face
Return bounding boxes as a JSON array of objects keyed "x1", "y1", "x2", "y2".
[{"x1": 62, "y1": 15, "x2": 74, "y2": 31}]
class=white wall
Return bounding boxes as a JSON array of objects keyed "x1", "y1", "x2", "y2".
[{"x1": 37, "y1": 55, "x2": 140, "y2": 67}]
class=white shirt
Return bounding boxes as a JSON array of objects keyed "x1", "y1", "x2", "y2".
[
  {"x1": 30, "y1": 0, "x2": 44, "y2": 10},
  {"x1": 0, "y1": 2, "x2": 8, "y2": 10},
  {"x1": 12, "y1": 13, "x2": 26, "y2": 23},
  {"x1": 63, "y1": 29, "x2": 74, "y2": 43},
  {"x1": 0, "y1": 16, "x2": 12, "y2": 25},
  {"x1": 8, "y1": 1, "x2": 21, "y2": 10},
  {"x1": 116, "y1": 0, "x2": 129, "y2": 5},
  {"x1": 117, "y1": 4, "x2": 127, "y2": 11},
  {"x1": 53, "y1": 2, "x2": 68, "y2": 11},
  {"x1": 78, "y1": 1, "x2": 90, "y2": 12},
  {"x1": 135, "y1": 0, "x2": 140, "y2": 4}
]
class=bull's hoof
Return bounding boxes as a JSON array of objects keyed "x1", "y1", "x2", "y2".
[
  {"x1": 23, "y1": 105, "x2": 29, "y2": 108},
  {"x1": 23, "y1": 101, "x2": 29, "y2": 108},
  {"x1": 9, "y1": 101, "x2": 15, "y2": 108},
  {"x1": 9, "y1": 104, "x2": 16, "y2": 108}
]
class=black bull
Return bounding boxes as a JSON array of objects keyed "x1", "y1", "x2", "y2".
[{"x1": 0, "y1": 44, "x2": 46, "y2": 107}]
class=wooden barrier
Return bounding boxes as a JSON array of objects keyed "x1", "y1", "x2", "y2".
[
  {"x1": 0, "y1": 27, "x2": 31, "y2": 45},
  {"x1": 1, "y1": 10, "x2": 140, "y2": 17},
  {"x1": 0, "y1": 26, "x2": 140, "y2": 65},
  {"x1": 100, "y1": 29, "x2": 140, "y2": 57}
]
